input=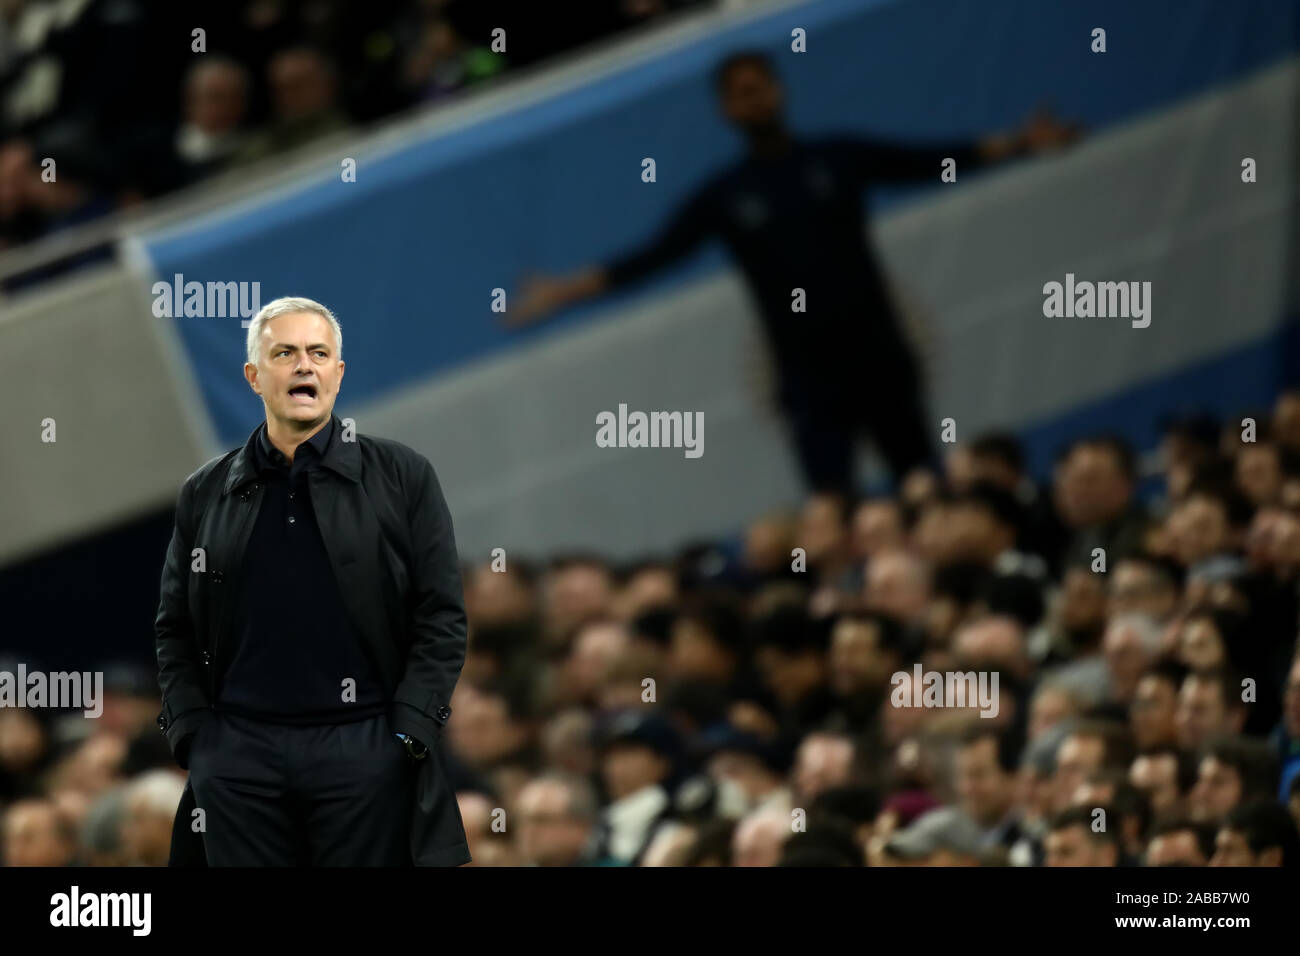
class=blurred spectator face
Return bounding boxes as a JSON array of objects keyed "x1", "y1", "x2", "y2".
[
  {"x1": 1209, "y1": 827, "x2": 1270, "y2": 866},
  {"x1": 602, "y1": 743, "x2": 669, "y2": 800},
  {"x1": 668, "y1": 616, "x2": 733, "y2": 682},
  {"x1": 515, "y1": 778, "x2": 592, "y2": 866},
  {"x1": 1130, "y1": 673, "x2": 1179, "y2": 749},
  {"x1": 945, "y1": 446, "x2": 977, "y2": 492},
  {"x1": 465, "y1": 562, "x2": 537, "y2": 627},
  {"x1": 797, "y1": 493, "x2": 847, "y2": 567},
  {"x1": 732, "y1": 809, "x2": 789, "y2": 867},
  {"x1": 970, "y1": 451, "x2": 1021, "y2": 491},
  {"x1": 1177, "y1": 617, "x2": 1227, "y2": 672},
  {"x1": 2, "y1": 800, "x2": 74, "y2": 866},
  {"x1": 1284, "y1": 657, "x2": 1300, "y2": 738},
  {"x1": 1274, "y1": 393, "x2": 1300, "y2": 451},
  {"x1": 1109, "y1": 560, "x2": 1178, "y2": 620},
  {"x1": 719, "y1": 62, "x2": 783, "y2": 133},
  {"x1": 60, "y1": 733, "x2": 127, "y2": 798},
  {"x1": 1059, "y1": 566, "x2": 1108, "y2": 641},
  {"x1": 744, "y1": 514, "x2": 796, "y2": 576},
  {"x1": 565, "y1": 621, "x2": 630, "y2": 700},
  {"x1": 1167, "y1": 495, "x2": 1231, "y2": 567},
  {"x1": 829, "y1": 617, "x2": 897, "y2": 696},
  {"x1": 1236, "y1": 443, "x2": 1282, "y2": 506},
  {"x1": 538, "y1": 710, "x2": 596, "y2": 779},
  {"x1": 762, "y1": 647, "x2": 825, "y2": 707},
  {"x1": 947, "y1": 501, "x2": 1013, "y2": 565},
  {"x1": 1054, "y1": 734, "x2": 1105, "y2": 811},
  {"x1": 1103, "y1": 616, "x2": 1159, "y2": 702},
  {"x1": 1176, "y1": 676, "x2": 1242, "y2": 750},
  {"x1": 1189, "y1": 756, "x2": 1243, "y2": 823},
  {"x1": 864, "y1": 550, "x2": 930, "y2": 624},
  {"x1": 851, "y1": 500, "x2": 904, "y2": 560},
  {"x1": 911, "y1": 501, "x2": 958, "y2": 565},
  {"x1": 1129, "y1": 753, "x2": 1182, "y2": 817},
  {"x1": 1057, "y1": 445, "x2": 1132, "y2": 528},
  {"x1": 955, "y1": 736, "x2": 1014, "y2": 827},
  {"x1": 459, "y1": 791, "x2": 514, "y2": 866},
  {"x1": 708, "y1": 749, "x2": 781, "y2": 807},
  {"x1": 792, "y1": 733, "x2": 854, "y2": 802},
  {"x1": 614, "y1": 566, "x2": 677, "y2": 619},
  {"x1": 1147, "y1": 829, "x2": 1207, "y2": 866},
  {"x1": 246, "y1": 310, "x2": 344, "y2": 428},
  {"x1": 121, "y1": 776, "x2": 183, "y2": 867},
  {"x1": 448, "y1": 686, "x2": 528, "y2": 768},
  {"x1": 544, "y1": 562, "x2": 614, "y2": 640},
  {"x1": 269, "y1": 49, "x2": 337, "y2": 122},
  {"x1": 953, "y1": 616, "x2": 1028, "y2": 680},
  {"x1": 0, "y1": 139, "x2": 36, "y2": 217},
  {"x1": 186, "y1": 60, "x2": 248, "y2": 134},
  {"x1": 1029, "y1": 685, "x2": 1077, "y2": 741},
  {"x1": 0, "y1": 708, "x2": 46, "y2": 776},
  {"x1": 1045, "y1": 824, "x2": 1116, "y2": 866}
]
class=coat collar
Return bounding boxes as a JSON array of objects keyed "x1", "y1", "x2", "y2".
[{"x1": 223, "y1": 413, "x2": 360, "y2": 495}]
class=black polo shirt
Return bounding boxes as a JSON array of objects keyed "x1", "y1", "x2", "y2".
[{"x1": 216, "y1": 417, "x2": 387, "y2": 724}]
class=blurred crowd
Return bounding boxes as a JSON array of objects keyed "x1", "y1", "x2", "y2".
[
  {"x1": 0, "y1": 0, "x2": 711, "y2": 268},
  {"x1": 4, "y1": 391, "x2": 1300, "y2": 867}
]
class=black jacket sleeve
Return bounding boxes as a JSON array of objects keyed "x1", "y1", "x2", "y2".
[
  {"x1": 833, "y1": 135, "x2": 988, "y2": 185},
  {"x1": 604, "y1": 185, "x2": 714, "y2": 288},
  {"x1": 155, "y1": 477, "x2": 212, "y2": 768},
  {"x1": 389, "y1": 456, "x2": 467, "y2": 749}
]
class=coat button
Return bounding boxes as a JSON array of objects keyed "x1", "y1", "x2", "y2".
[
  {"x1": 436, "y1": 705, "x2": 451, "y2": 721},
  {"x1": 157, "y1": 712, "x2": 168, "y2": 731},
  {"x1": 202, "y1": 651, "x2": 212, "y2": 665},
  {"x1": 288, "y1": 516, "x2": 295, "y2": 524},
  {"x1": 212, "y1": 570, "x2": 224, "y2": 584}
]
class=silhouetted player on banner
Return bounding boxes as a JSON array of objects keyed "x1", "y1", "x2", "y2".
[{"x1": 509, "y1": 51, "x2": 1079, "y2": 494}]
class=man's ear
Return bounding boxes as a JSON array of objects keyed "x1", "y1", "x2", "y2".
[{"x1": 244, "y1": 362, "x2": 261, "y2": 395}]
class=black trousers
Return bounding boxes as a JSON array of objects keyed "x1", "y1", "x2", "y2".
[
  {"x1": 187, "y1": 709, "x2": 415, "y2": 866},
  {"x1": 781, "y1": 348, "x2": 934, "y2": 495}
]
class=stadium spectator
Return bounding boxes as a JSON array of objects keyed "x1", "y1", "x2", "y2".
[
  {"x1": 1209, "y1": 800, "x2": 1300, "y2": 867},
  {"x1": 234, "y1": 47, "x2": 350, "y2": 165}
]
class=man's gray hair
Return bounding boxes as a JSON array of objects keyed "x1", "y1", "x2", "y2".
[{"x1": 245, "y1": 296, "x2": 343, "y2": 367}]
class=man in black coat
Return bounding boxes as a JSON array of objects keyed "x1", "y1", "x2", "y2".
[
  {"x1": 155, "y1": 295, "x2": 470, "y2": 866},
  {"x1": 509, "y1": 50, "x2": 1079, "y2": 496}
]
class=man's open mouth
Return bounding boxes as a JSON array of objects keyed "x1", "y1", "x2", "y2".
[{"x1": 288, "y1": 384, "x2": 318, "y2": 400}]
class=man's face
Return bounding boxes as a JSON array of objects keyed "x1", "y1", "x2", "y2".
[
  {"x1": 1059, "y1": 567, "x2": 1108, "y2": 636},
  {"x1": 1045, "y1": 824, "x2": 1114, "y2": 866},
  {"x1": 245, "y1": 311, "x2": 343, "y2": 429},
  {"x1": 719, "y1": 64, "x2": 784, "y2": 132},
  {"x1": 851, "y1": 501, "x2": 904, "y2": 558},
  {"x1": 1058, "y1": 446, "x2": 1131, "y2": 527},
  {"x1": 515, "y1": 780, "x2": 590, "y2": 867},
  {"x1": 1, "y1": 802, "x2": 71, "y2": 867},
  {"x1": 1208, "y1": 828, "x2": 1258, "y2": 867},
  {"x1": 1168, "y1": 495, "x2": 1231, "y2": 567},
  {"x1": 1189, "y1": 756, "x2": 1242, "y2": 823},
  {"x1": 1054, "y1": 735, "x2": 1105, "y2": 811},
  {"x1": 1176, "y1": 678, "x2": 1235, "y2": 750},
  {"x1": 1283, "y1": 658, "x2": 1300, "y2": 738},
  {"x1": 1178, "y1": 618, "x2": 1226, "y2": 672},
  {"x1": 1131, "y1": 675, "x2": 1178, "y2": 749},
  {"x1": 1109, "y1": 562, "x2": 1175, "y2": 620},
  {"x1": 1147, "y1": 830, "x2": 1206, "y2": 867},
  {"x1": 188, "y1": 66, "x2": 246, "y2": 133},
  {"x1": 270, "y1": 50, "x2": 334, "y2": 121},
  {"x1": 602, "y1": 743, "x2": 669, "y2": 801},
  {"x1": 1129, "y1": 754, "x2": 1181, "y2": 817},
  {"x1": 956, "y1": 737, "x2": 1013, "y2": 827},
  {"x1": 828, "y1": 618, "x2": 893, "y2": 695}
]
